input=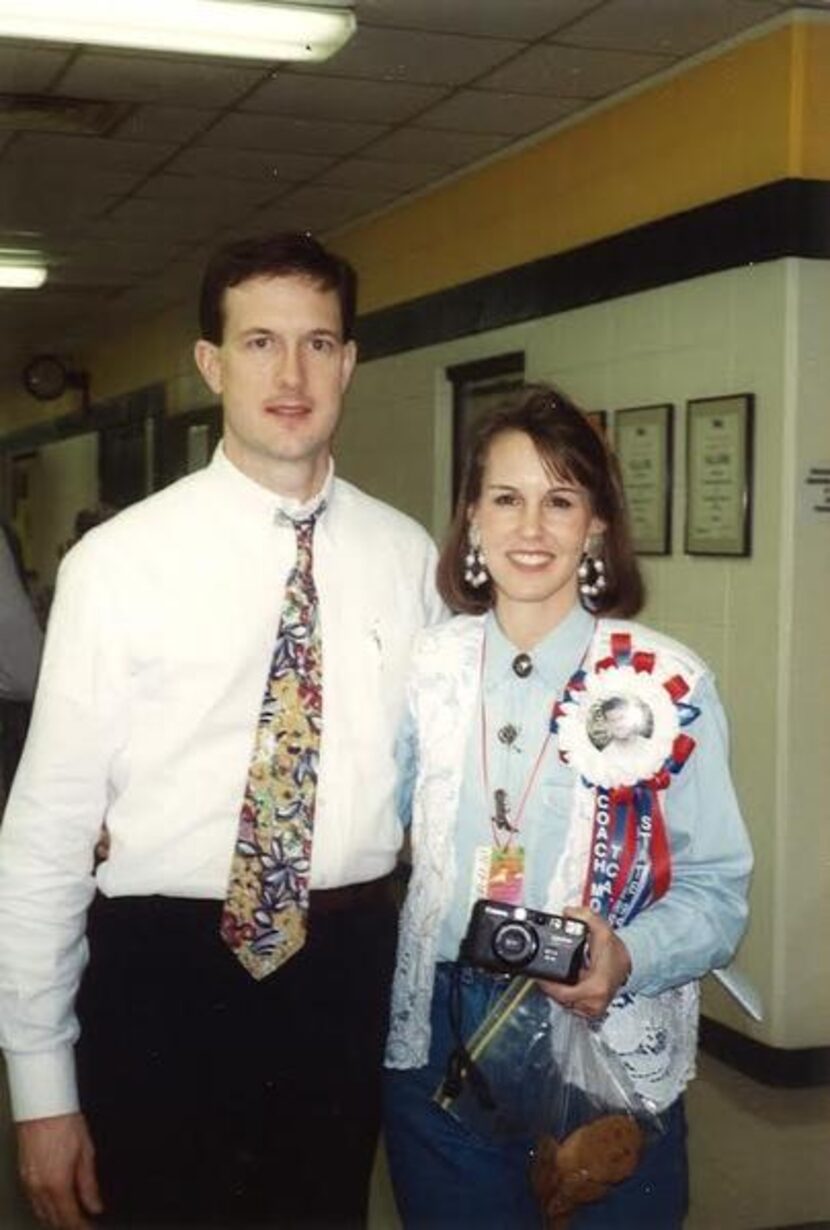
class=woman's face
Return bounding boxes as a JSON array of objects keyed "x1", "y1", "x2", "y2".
[{"x1": 470, "y1": 429, "x2": 603, "y2": 628}]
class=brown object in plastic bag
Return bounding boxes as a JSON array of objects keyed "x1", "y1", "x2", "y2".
[{"x1": 530, "y1": 1113, "x2": 644, "y2": 1228}]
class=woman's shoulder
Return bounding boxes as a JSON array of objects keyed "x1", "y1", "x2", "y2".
[
  {"x1": 594, "y1": 617, "x2": 712, "y2": 683},
  {"x1": 409, "y1": 613, "x2": 485, "y2": 675},
  {"x1": 417, "y1": 612, "x2": 484, "y2": 648}
]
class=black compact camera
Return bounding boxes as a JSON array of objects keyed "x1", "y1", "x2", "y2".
[{"x1": 462, "y1": 899, "x2": 588, "y2": 984}]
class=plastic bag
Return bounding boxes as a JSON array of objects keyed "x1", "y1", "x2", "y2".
[
  {"x1": 435, "y1": 977, "x2": 663, "y2": 1225},
  {"x1": 435, "y1": 976, "x2": 662, "y2": 1143}
]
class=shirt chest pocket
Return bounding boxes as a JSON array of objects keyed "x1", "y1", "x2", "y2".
[
  {"x1": 322, "y1": 610, "x2": 407, "y2": 747},
  {"x1": 541, "y1": 755, "x2": 578, "y2": 816}
]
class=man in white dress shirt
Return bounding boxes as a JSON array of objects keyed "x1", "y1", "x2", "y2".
[{"x1": 0, "y1": 233, "x2": 442, "y2": 1229}]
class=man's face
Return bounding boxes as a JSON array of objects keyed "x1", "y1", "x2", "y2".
[{"x1": 194, "y1": 273, "x2": 356, "y2": 496}]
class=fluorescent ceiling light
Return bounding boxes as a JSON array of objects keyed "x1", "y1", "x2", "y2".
[
  {"x1": 0, "y1": 1, "x2": 356, "y2": 62},
  {"x1": 0, "y1": 264, "x2": 47, "y2": 289}
]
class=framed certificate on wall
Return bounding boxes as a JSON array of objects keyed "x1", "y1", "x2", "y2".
[
  {"x1": 615, "y1": 403, "x2": 673, "y2": 555},
  {"x1": 685, "y1": 394, "x2": 754, "y2": 556},
  {"x1": 446, "y1": 351, "x2": 525, "y2": 505},
  {"x1": 585, "y1": 409, "x2": 608, "y2": 438}
]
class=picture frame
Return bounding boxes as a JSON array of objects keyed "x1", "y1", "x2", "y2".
[
  {"x1": 614, "y1": 403, "x2": 673, "y2": 555},
  {"x1": 685, "y1": 394, "x2": 754, "y2": 556},
  {"x1": 585, "y1": 409, "x2": 608, "y2": 438},
  {"x1": 446, "y1": 352, "x2": 525, "y2": 503}
]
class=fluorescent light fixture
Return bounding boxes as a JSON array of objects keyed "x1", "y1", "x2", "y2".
[
  {"x1": 0, "y1": 1, "x2": 356, "y2": 62},
  {"x1": 0, "y1": 264, "x2": 47, "y2": 289}
]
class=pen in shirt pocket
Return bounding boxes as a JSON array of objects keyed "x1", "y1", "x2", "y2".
[{"x1": 368, "y1": 617, "x2": 383, "y2": 659}]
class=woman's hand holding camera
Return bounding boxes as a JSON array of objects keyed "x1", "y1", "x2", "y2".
[{"x1": 538, "y1": 906, "x2": 631, "y2": 1020}]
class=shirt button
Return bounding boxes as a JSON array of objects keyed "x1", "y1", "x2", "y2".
[{"x1": 512, "y1": 653, "x2": 533, "y2": 678}]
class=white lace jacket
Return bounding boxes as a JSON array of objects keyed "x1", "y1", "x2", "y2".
[{"x1": 386, "y1": 614, "x2": 709, "y2": 1112}]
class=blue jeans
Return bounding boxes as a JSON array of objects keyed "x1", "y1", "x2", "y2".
[{"x1": 383, "y1": 963, "x2": 689, "y2": 1229}]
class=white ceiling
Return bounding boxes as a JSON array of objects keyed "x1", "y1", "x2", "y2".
[{"x1": 0, "y1": 0, "x2": 817, "y2": 389}]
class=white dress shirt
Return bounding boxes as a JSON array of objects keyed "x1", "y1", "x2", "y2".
[{"x1": 0, "y1": 446, "x2": 442, "y2": 1121}]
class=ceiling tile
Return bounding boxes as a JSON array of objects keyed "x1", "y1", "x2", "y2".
[
  {"x1": 250, "y1": 184, "x2": 391, "y2": 234},
  {"x1": 477, "y1": 43, "x2": 672, "y2": 98},
  {"x1": 198, "y1": 112, "x2": 385, "y2": 156},
  {"x1": 165, "y1": 145, "x2": 333, "y2": 183},
  {"x1": 280, "y1": 182, "x2": 396, "y2": 215},
  {"x1": 113, "y1": 105, "x2": 216, "y2": 145},
  {"x1": 0, "y1": 94, "x2": 130, "y2": 139},
  {"x1": 49, "y1": 262, "x2": 144, "y2": 289},
  {"x1": 242, "y1": 72, "x2": 447, "y2": 124},
  {"x1": 0, "y1": 196, "x2": 120, "y2": 230},
  {"x1": 1, "y1": 167, "x2": 141, "y2": 199},
  {"x1": 102, "y1": 193, "x2": 237, "y2": 230},
  {"x1": 0, "y1": 172, "x2": 135, "y2": 227},
  {"x1": 558, "y1": 0, "x2": 786, "y2": 55},
  {"x1": 317, "y1": 157, "x2": 448, "y2": 193},
  {"x1": 135, "y1": 173, "x2": 276, "y2": 206},
  {"x1": 58, "y1": 51, "x2": 265, "y2": 107},
  {"x1": 97, "y1": 197, "x2": 232, "y2": 240},
  {"x1": 296, "y1": 25, "x2": 525, "y2": 86},
  {"x1": 361, "y1": 126, "x2": 513, "y2": 167},
  {"x1": 416, "y1": 89, "x2": 584, "y2": 136},
  {"x1": 4, "y1": 133, "x2": 176, "y2": 172},
  {"x1": 0, "y1": 44, "x2": 72, "y2": 92},
  {"x1": 238, "y1": 203, "x2": 331, "y2": 237},
  {"x1": 59, "y1": 237, "x2": 188, "y2": 276},
  {"x1": 354, "y1": 0, "x2": 600, "y2": 39}
]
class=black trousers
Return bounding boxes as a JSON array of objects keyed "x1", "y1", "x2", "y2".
[{"x1": 76, "y1": 885, "x2": 398, "y2": 1229}]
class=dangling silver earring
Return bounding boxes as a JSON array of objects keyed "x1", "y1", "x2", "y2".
[
  {"x1": 578, "y1": 538, "x2": 607, "y2": 601},
  {"x1": 464, "y1": 525, "x2": 489, "y2": 588}
]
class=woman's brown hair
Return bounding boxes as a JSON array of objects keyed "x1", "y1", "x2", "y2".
[{"x1": 437, "y1": 384, "x2": 645, "y2": 617}]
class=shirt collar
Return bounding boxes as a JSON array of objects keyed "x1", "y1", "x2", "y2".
[
  {"x1": 208, "y1": 443, "x2": 335, "y2": 525},
  {"x1": 483, "y1": 603, "x2": 596, "y2": 695}
]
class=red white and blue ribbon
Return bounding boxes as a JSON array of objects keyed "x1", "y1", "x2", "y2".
[{"x1": 551, "y1": 631, "x2": 699, "y2": 926}]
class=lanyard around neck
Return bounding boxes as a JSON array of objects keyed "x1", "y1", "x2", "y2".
[{"x1": 479, "y1": 635, "x2": 552, "y2": 849}]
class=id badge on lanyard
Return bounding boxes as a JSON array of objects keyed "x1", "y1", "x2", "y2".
[{"x1": 471, "y1": 843, "x2": 525, "y2": 908}]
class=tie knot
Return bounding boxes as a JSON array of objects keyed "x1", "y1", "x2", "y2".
[
  {"x1": 294, "y1": 516, "x2": 315, "y2": 543},
  {"x1": 291, "y1": 509, "x2": 322, "y2": 575},
  {"x1": 279, "y1": 495, "x2": 325, "y2": 536}
]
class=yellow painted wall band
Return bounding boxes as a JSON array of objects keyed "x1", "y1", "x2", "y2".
[{"x1": 335, "y1": 22, "x2": 829, "y2": 315}]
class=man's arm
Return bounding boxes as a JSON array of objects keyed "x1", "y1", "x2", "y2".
[{"x1": 0, "y1": 541, "x2": 129, "y2": 1222}]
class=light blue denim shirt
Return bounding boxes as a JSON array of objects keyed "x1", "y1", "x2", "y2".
[{"x1": 398, "y1": 606, "x2": 752, "y2": 998}]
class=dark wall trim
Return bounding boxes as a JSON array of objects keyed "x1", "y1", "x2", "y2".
[
  {"x1": 0, "y1": 384, "x2": 164, "y2": 455},
  {"x1": 700, "y1": 1015, "x2": 830, "y2": 1088},
  {"x1": 355, "y1": 178, "x2": 830, "y2": 361},
  {"x1": 446, "y1": 351, "x2": 525, "y2": 386}
]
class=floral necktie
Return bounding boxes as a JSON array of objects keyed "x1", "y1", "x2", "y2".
[{"x1": 220, "y1": 512, "x2": 323, "y2": 979}]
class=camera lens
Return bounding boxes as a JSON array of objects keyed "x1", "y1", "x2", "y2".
[{"x1": 491, "y1": 920, "x2": 538, "y2": 967}]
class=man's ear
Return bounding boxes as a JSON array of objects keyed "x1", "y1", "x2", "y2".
[
  {"x1": 339, "y1": 339, "x2": 357, "y2": 393},
  {"x1": 194, "y1": 339, "x2": 222, "y2": 395}
]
